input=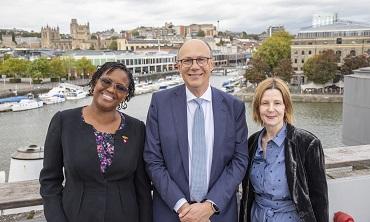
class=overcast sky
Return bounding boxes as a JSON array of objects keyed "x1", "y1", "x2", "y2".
[{"x1": 2, "y1": 0, "x2": 370, "y2": 34}]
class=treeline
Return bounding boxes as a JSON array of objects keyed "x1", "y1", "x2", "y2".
[{"x1": 0, "y1": 56, "x2": 96, "y2": 81}]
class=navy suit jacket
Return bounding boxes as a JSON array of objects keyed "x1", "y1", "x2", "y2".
[{"x1": 144, "y1": 85, "x2": 248, "y2": 222}]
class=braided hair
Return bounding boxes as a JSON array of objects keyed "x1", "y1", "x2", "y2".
[{"x1": 89, "y1": 62, "x2": 135, "y2": 109}]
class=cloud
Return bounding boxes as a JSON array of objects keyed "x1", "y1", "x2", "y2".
[{"x1": 1, "y1": 0, "x2": 369, "y2": 34}]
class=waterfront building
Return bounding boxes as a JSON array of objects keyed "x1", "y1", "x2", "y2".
[
  {"x1": 116, "y1": 39, "x2": 180, "y2": 52},
  {"x1": 64, "y1": 50, "x2": 178, "y2": 75},
  {"x1": 291, "y1": 19, "x2": 370, "y2": 72},
  {"x1": 63, "y1": 49, "x2": 241, "y2": 75}
]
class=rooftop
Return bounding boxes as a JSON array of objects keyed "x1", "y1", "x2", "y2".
[{"x1": 299, "y1": 20, "x2": 370, "y2": 33}]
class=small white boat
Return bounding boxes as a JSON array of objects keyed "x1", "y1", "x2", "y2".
[
  {"x1": 65, "y1": 89, "x2": 88, "y2": 100},
  {"x1": 39, "y1": 83, "x2": 87, "y2": 102},
  {"x1": 11, "y1": 99, "x2": 43, "y2": 112},
  {"x1": 0, "y1": 102, "x2": 16, "y2": 112},
  {"x1": 42, "y1": 95, "x2": 66, "y2": 105}
]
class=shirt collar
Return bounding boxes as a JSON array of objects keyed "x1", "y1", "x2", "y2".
[
  {"x1": 271, "y1": 123, "x2": 287, "y2": 147},
  {"x1": 186, "y1": 84, "x2": 212, "y2": 103},
  {"x1": 257, "y1": 123, "x2": 287, "y2": 153}
]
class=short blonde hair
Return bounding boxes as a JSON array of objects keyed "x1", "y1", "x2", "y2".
[{"x1": 252, "y1": 77, "x2": 294, "y2": 125}]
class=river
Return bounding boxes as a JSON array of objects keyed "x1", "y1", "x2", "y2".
[{"x1": 0, "y1": 75, "x2": 343, "y2": 173}]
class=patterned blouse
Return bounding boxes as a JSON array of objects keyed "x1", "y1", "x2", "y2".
[{"x1": 82, "y1": 112, "x2": 125, "y2": 173}]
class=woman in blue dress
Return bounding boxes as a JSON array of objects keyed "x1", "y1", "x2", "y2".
[{"x1": 239, "y1": 78, "x2": 328, "y2": 222}]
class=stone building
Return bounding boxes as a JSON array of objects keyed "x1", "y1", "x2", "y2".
[
  {"x1": 291, "y1": 20, "x2": 370, "y2": 72},
  {"x1": 0, "y1": 34, "x2": 16, "y2": 48},
  {"x1": 186, "y1": 24, "x2": 216, "y2": 37},
  {"x1": 15, "y1": 37, "x2": 41, "y2": 48},
  {"x1": 70, "y1": 19, "x2": 97, "y2": 49},
  {"x1": 41, "y1": 26, "x2": 72, "y2": 50},
  {"x1": 41, "y1": 19, "x2": 99, "y2": 50}
]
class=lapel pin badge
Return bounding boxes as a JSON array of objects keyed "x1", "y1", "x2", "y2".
[{"x1": 122, "y1": 136, "x2": 128, "y2": 144}]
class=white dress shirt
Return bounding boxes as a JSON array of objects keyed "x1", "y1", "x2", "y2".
[{"x1": 174, "y1": 85, "x2": 215, "y2": 212}]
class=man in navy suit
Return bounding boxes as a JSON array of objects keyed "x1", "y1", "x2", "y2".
[{"x1": 144, "y1": 39, "x2": 248, "y2": 222}]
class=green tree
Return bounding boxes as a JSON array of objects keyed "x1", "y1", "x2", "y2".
[
  {"x1": 28, "y1": 57, "x2": 51, "y2": 78},
  {"x1": 0, "y1": 58, "x2": 29, "y2": 78},
  {"x1": 273, "y1": 58, "x2": 294, "y2": 82},
  {"x1": 20, "y1": 32, "x2": 41, "y2": 38},
  {"x1": 240, "y1": 32, "x2": 259, "y2": 40},
  {"x1": 4, "y1": 54, "x2": 12, "y2": 60},
  {"x1": 216, "y1": 38, "x2": 225, "y2": 46},
  {"x1": 49, "y1": 57, "x2": 65, "y2": 77},
  {"x1": 109, "y1": 40, "x2": 118, "y2": 50},
  {"x1": 303, "y1": 50, "x2": 338, "y2": 84},
  {"x1": 241, "y1": 31, "x2": 248, "y2": 39},
  {"x1": 341, "y1": 54, "x2": 369, "y2": 75},
  {"x1": 245, "y1": 56, "x2": 270, "y2": 83},
  {"x1": 132, "y1": 30, "x2": 139, "y2": 37},
  {"x1": 196, "y1": 30, "x2": 205, "y2": 37},
  {"x1": 30, "y1": 70, "x2": 42, "y2": 81},
  {"x1": 61, "y1": 57, "x2": 77, "y2": 77},
  {"x1": 76, "y1": 57, "x2": 96, "y2": 77},
  {"x1": 254, "y1": 31, "x2": 293, "y2": 73}
]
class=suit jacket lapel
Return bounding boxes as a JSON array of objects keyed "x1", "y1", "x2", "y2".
[
  {"x1": 210, "y1": 88, "x2": 226, "y2": 185},
  {"x1": 171, "y1": 85, "x2": 190, "y2": 182}
]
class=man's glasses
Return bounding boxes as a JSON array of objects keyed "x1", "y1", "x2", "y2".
[
  {"x1": 99, "y1": 77, "x2": 129, "y2": 94},
  {"x1": 178, "y1": 57, "x2": 210, "y2": 68}
]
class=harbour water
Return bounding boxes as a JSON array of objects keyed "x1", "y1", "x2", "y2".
[{"x1": 0, "y1": 75, "x2": 343, "y2": 175}]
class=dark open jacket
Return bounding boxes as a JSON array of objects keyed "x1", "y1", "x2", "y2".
[
  {"x1": 39, "y1": 107, "x2": 152, "y2": 222},
  {"x1": 239, "y1": 123, "x2": 328, "y2": 222}
]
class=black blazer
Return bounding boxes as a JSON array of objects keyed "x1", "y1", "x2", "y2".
[
  {"x1": 239, "y1": 123, "x2": 328, "y2": 222},
  {"x1": 39, "y1": 107, "x2": 152, "y2": 222}
]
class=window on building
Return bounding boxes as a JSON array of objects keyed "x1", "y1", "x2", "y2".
[
  {"x1": 308, "y1": 42, "x2": 313, "y2": 45},
  {"x1": 301, "y1": 51, "x2": 305, "y2": 55},
  {"x1": 294, "y1": 51, "x2": 298, "y2": 54},
  {"x1": 294, "y1": 67, "x2": 298, "y2": 71},
  {"x1": 308, "y1": 50, "x2": 312, "y2": 55},
  {"x1": 294, "y1": 59, "x2": 298, "y2": 63},
  {"x1": 350, "y1": 50, "x2": 356, "y2": 56},
  {"x1": 336, "y1": 38, "x2": 342, "y2": 44},
  {"x1": 301, "y1": 59, "x2": 304, "y2": 63}
]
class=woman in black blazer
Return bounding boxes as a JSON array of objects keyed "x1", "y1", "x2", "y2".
[{"x1": 39, "y1": 62, "x2": 152, "y2": 222}]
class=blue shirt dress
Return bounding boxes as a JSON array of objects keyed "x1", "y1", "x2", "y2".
[{"x1": 250, "y1": 124, "x2": 301, "y2": 222}]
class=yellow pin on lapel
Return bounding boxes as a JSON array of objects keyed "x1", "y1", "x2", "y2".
[{"x1": 122, "y1": 136, "x2": 128, "y2": 143}]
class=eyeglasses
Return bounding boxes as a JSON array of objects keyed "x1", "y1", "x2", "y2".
[
  {"x1": 178, "y1": 57, "x2": 210, "y2": 68},
  {"x1": 99, "y1": 77, "x2": 129, "y2": 94}
]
